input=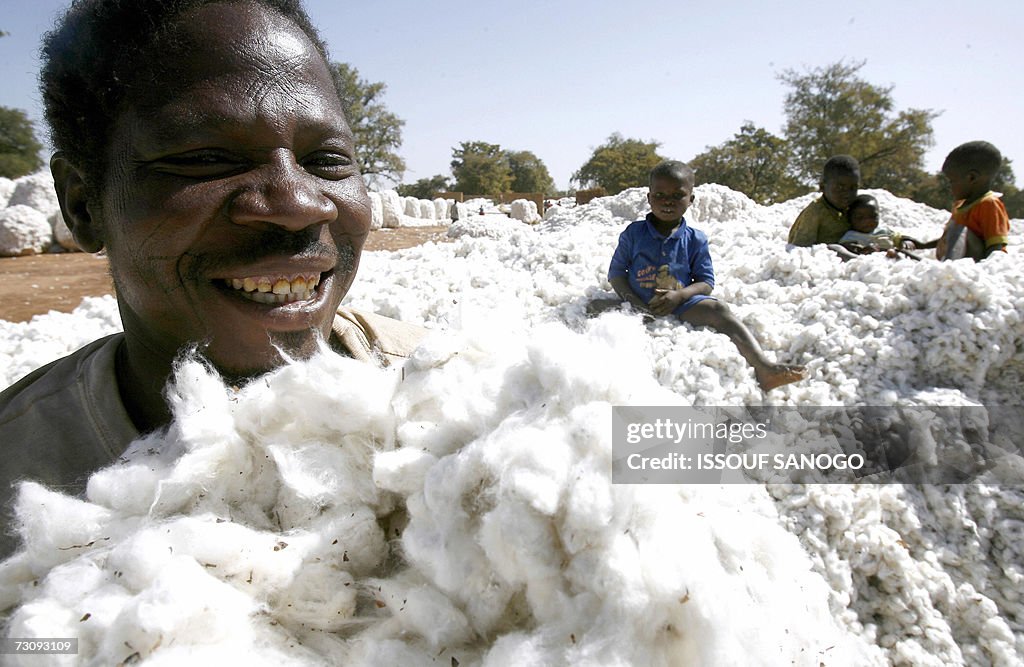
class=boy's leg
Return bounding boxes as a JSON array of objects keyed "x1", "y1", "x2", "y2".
[
  {"x1": 679, "y1": 300, "x2": 805, "y2": 391},
  {"x1": 585, "y1": 297, "x2": 626, "y2": 316}
]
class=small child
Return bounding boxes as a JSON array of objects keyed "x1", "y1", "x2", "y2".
[
  {"x1": 831, "y1": 194, "x2": 937, "y2": 260},
  {"x1": 788, "y1": 155, "x2": 860, "y2": 246},
  {"x1": 935, "y1": 141, "x2": 1011, "y2": 261},
  {"x1": 606, "y1": 160, "x2": 805, "y2": 392}
]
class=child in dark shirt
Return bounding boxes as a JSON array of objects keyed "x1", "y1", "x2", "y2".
[{"x1": 788, "y1": 156, "x2": 860, "y2": 246}]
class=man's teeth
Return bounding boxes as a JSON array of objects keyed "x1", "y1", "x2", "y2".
[{"x1": 225, "y1": 274, "x2": 321, "y2": 304}]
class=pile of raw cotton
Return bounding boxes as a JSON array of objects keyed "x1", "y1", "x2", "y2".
[
  {"x1": 1, "y1": 184, "x2": 1022, "y2": 665},
  {"x1": 0, "y1": 171, "x2": 78, "y2": 255}
]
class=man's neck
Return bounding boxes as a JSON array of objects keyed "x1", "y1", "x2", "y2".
[{"x1": 116, "y1": 337, "x2": 173, "y2": 434}]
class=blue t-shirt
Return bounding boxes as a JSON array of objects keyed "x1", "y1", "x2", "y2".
[{"x1": 608, "y1": 213, "x2": 715, "y2": 314}]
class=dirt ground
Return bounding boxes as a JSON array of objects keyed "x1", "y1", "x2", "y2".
[{"x1": 0, "y1": 225, "x2": 451, "y2": 323}]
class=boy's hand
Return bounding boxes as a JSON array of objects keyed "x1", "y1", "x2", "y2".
[{"x1": 649, "y1": 288, "x2": 685, "y2": 316}]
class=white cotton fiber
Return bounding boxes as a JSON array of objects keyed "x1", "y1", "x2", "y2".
[
  {"x1": 379, "y1": 189, "x2": 403, "y2": 228},
  {"x1": 8, "y1": 171, "x2": 60, "y2": 219},
  {"x1": 0, "y1": 295, "x2": 122, "y2": 390},
  {"x1": 510, "y1": 198, "x2": 541, "y2": 223},
  {"x1": 49, "y1": 209, "x2": 79, "y2": 251},
  {"x1": 418, "y1": 199, "x2": 436, "y2": 220},
  {"x1": 403, "y1": 196, "x2": 420, "y2": 218},
  {"x1": 0, "y1": 205, "x2": 52, "y2": 256},
  {"x1": 367, "y1": 190, "x2": 384, "y2": 230},
  {"x1": 0, "y1": 177, "x2": 14, "y2": 208},
  {"x1": 433, "y1": 197, "x2": 450, "y2": 220},
  {"x1": 3, "y1": 183, "x2": 1022, "y2": 664}
]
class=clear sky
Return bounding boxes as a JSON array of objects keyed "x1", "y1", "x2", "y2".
[{"x1": 3, "y1": 0, "x2": 1022, "y2": 191}]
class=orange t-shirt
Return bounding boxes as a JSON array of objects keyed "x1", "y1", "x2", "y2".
[{"x1": 952, "y1": 191, "x2": 1010, "y2": 250}]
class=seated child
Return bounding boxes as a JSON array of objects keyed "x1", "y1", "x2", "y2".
[
  {"x1": 788, "y1": 155, "x2": 860, "y2": 246},
  {"x1": 830, "y1": 194, "x2": 937, "y2": 260},
  {"x1": 935, "y1": 141, "x2": 1011, "y2": 261},
  {"x1": 605, "y1": 160, "x2": 806, "y2": 392}
]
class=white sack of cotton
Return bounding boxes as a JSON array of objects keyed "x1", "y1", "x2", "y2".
[
  {"x1": 0, "y1": 205, "x2": 53, "y2": 256},
  {"x1": 380, "y1": 189, "x2": 403, "y2": 228},
  {"x1": 367, "y1": 190, "x2": 384, "y2": 231},
  {"x1": 8, "y1": 171, "x2": 60, "y2": 220},
  {"x1": 0, "y1": 319, "x2": 875, "y2": 665}
]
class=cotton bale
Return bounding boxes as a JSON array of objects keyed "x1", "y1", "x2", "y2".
[
  {"x1": 367, "y1": 191, "x2": 384, "y2": 231},
  {"x1": 0, "y1": 205, "x2": 53, "y2": 256},
  {"x1": 8, "y1": 171, "x2": 60, "y2": 219},
  {"x1": 380, "y1": 190, "x2": 403, "y2": 229}
]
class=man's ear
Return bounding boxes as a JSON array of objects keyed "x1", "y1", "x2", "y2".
[{"x1": 50, "y1": 153, "x2": 104, "y2": 253}]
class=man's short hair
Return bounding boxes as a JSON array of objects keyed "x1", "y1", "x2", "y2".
[
  {"x1": 649, "y1": 160, "x2": 695, "y2": 186},
  {"x1": 41, "y1": 0, "x2": 337, "y2": 190},
  {"x1": 943, "y1": 141, "x2": 1003, "y2": 176},
  {"x1": 821, "y1": 155, "x2": 860, "y2": 183}
]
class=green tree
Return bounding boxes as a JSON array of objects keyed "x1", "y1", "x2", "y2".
[
  {"x1": 332, "y1": 62, "x2": 406, "y2": 186},
  {"x1": 507, "y1": 150, "x2": 555, "y2": 195},
  {"x1": 688, "y1": 123, "x2": 802, "y2": 204},
  {"x1": 780, "y1": 61, "x2": 938, "y2": 196},
  {"x1": 396, "y1": 174, "x2": 451, "y2": 199},
  {"x1": 572, "y1": 133, "x2": 663, "y2": 195},
  {"x1": 451, "y1": 141, "x2": 512, "y2": 195},
  {"x1": 0, "y1": 106, "x2": 43, "y2": 179}
]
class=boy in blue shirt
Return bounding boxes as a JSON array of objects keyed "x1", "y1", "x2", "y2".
[{"x1": 607, "y1": 160, "x2": 805, "y2": 392}]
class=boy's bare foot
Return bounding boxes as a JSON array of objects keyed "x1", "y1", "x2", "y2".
[{"x1": 756, "y1": 364, "x2": 806, "y2": 392}]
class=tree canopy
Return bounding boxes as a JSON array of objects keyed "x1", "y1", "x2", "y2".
[
  {"x1": 450, "y1": 141, "x2": 512, "y2": 195},
  {"x1": 779, "y1": 60, "x2": 938, "y2": 196},
  {"x1": 689, "y1": 123, "x2": 801, "y2": 204},
  {"x1": 572, "y1": 134, "x2": 663, "y2": 195},
  {"x1": 507, "y1": 150, "x2": 556, "y2": 196},
  {"x1": 396, "y1": 174, "x2": 451, "y2": 199},
  {"x1": 332, "y1": 62, "x2": 406, "y2": 187},
  {"x1": 0, "y1": 106, "x2": 43, "y2": 179}
]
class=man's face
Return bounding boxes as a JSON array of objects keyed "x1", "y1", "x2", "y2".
[
  {"x1": 849, "y1": 205, "x2": 879, "y2": 233},
  {"x1": 647, "y1": 175, "x2": 695, "y2": 223},
  {"x1": 821, "y1": 173, "x2": 859, "y2": 211},
  {"x1": 95, "y1": 3, "x2": 369, "y2": 379}
]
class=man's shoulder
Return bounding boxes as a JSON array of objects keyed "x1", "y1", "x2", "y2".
[
  {"x1": 333, "y1": 307, "x2": 428, "y2": 367},
  {"x1": 0, "y1": 334, "x2": 133, "y2": 535},
  {"x1": 0, "y1": 335, "x2": 123, "y2": 418}
]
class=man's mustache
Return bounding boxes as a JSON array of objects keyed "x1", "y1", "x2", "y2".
[{"x1": 187, "y1": 227, "x2": 358, "y2": 273}]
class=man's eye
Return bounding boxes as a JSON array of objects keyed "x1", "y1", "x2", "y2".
[
  {"x1": 304, "y1": 151, "x2": 356, "y2": 177},
  {"x1": 154, "y1": 153, "x2": 246, "y2": 177}
]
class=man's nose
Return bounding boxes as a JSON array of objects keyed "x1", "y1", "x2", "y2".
[{"x1": 228, "y1": 154, "x2": 337, "y2": 231}]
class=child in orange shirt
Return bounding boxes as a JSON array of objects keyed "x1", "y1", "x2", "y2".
[{"x1": 936, "y1": 141, "x2": 1011, "y2": 261}]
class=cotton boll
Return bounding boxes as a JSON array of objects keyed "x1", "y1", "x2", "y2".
[
  {"x1": 372, "y1": 573, "x2": 475, "y2": 648},
  {"x1": 95, "y1": 556, "x2": 258, "y2": 660},
  {"x1": 373, "y1": 447, "x2": 439, "y2": 496},
  {"x1": 10, "y1": 482, "x2": 123, "y2": 575},
  {"x1": 273, "y1": 562, "x2": 358, "y2": 631}
]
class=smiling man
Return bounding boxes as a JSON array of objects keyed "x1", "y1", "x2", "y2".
[{"x1": 0, "y1": 0, "x2": 423, "y2": 555}]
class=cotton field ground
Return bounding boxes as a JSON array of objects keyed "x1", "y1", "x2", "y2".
[{"x1": 1, "y1": 185, "x2": 1022, "y2": 666}]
